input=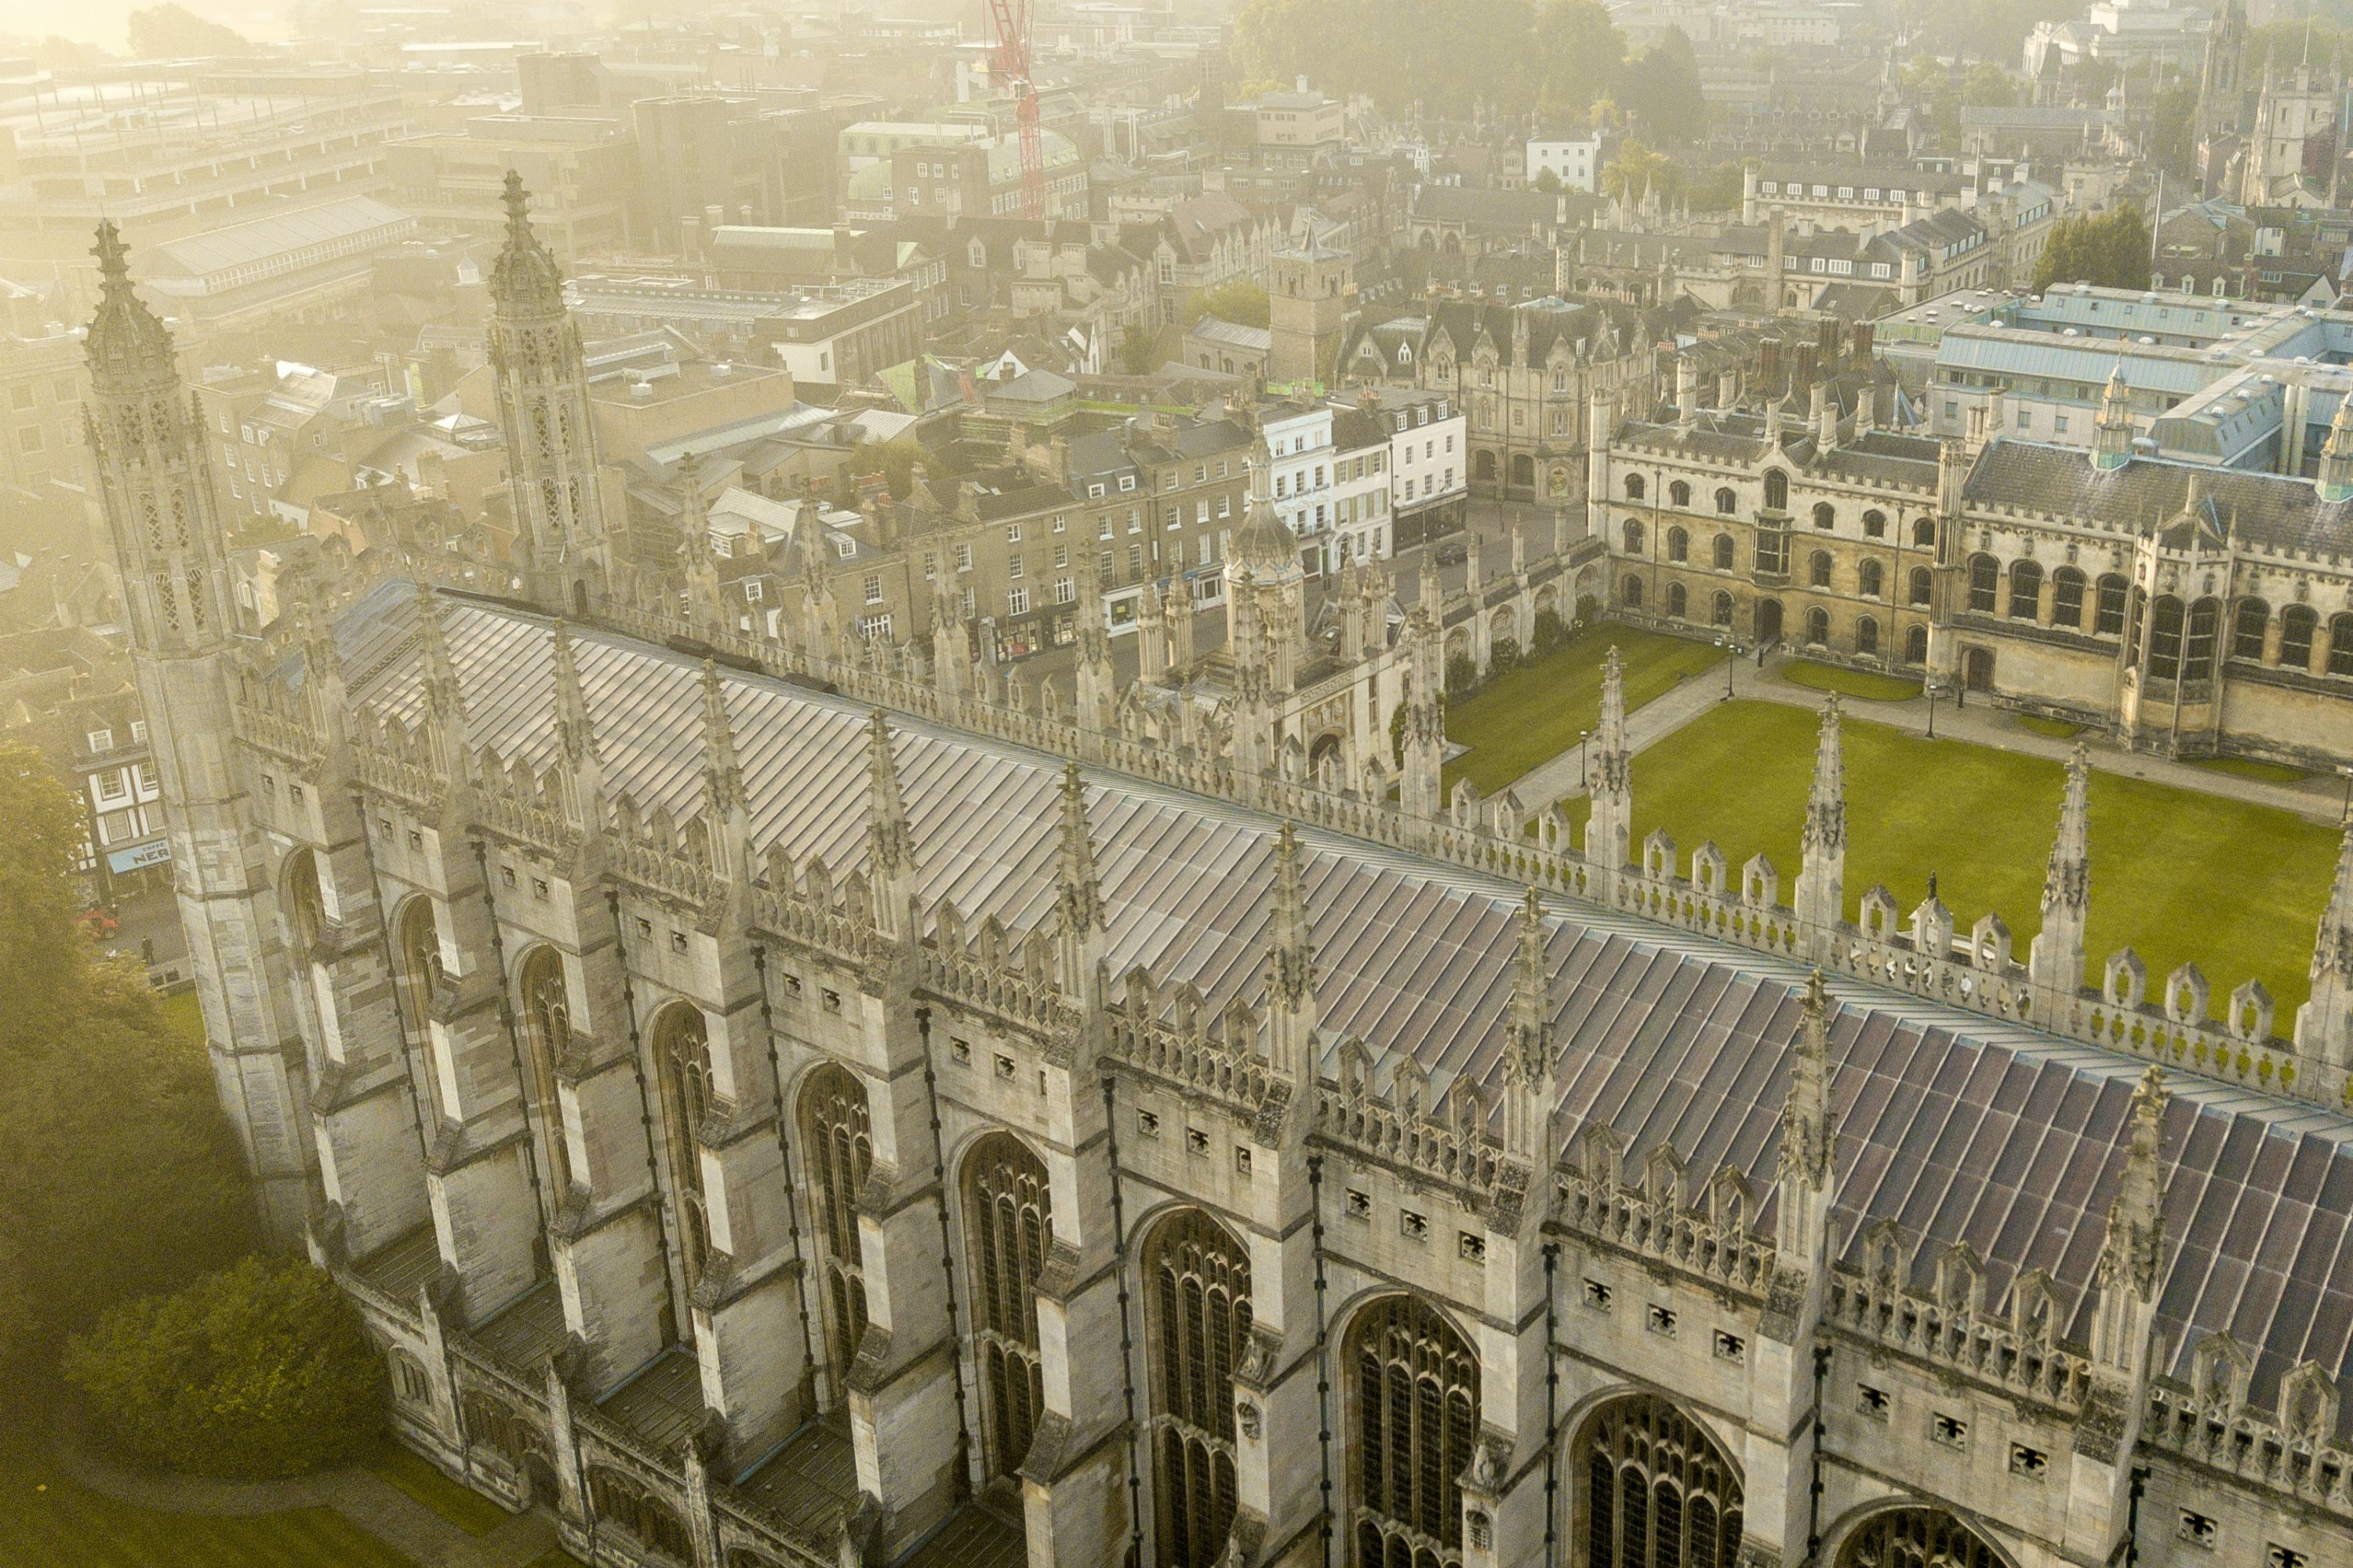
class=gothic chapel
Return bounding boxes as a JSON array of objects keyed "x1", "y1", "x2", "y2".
[{"x1": 87, "y1": 182, "x2": 2353, "y2": 1568}]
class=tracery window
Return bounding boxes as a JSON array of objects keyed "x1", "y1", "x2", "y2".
[
  {"x1": 2148, "y1": 595, "x2": 2185, "y2": 680},
  {"x1": 1149, "y1": 1210, "x2": 1253, "y2": 1568},
  {"x1": 2187, "y1": 598, "x2": 2221, "y2": 679},
  {"x1": 1351, "y1": 1296, "x2": 1478, "y2": 1568},
  {"x1": 1712, "y1": 534, "x2": 1735, "y2": 570},
  {"x1": 1835, "y1": 1509, "x2": 2002, "y2": 1568},
  {"x1": 1763, "y1": 471, "x2": 1787, "y2": 511},
  {"x1": 1966, "y1": 555, "x2": 1998, "y2": 613},
  {"x1": 1577, "y1": 1395, "x2": 1744, "y2": 1568},
  {"x1": 652, "y1": 1004, "x2": 715, "y2": 1299},
  {"x1": 801, "y1": 1064, "x2": 873, "y2": 1387},
  {"x1": 2051, "y1": 568, "x2": 2086, "y2": 628},
  {"x1": 1715, "y1": 489, "x2": 1737, "y2": 515},
  {"x1": 1668, "y1": 481, "x2": 1690, "y2": 508},
  {"x1": 2234, "y1": 599, "x2": 2270, "y2": 660},
  {"x1": 966, "y1": 1132, "x2": 1051, "y2": 1482},
  {"x1": 2283, "y1": 604, "x2": 2319, "y2": 668},
  {"x1": 1667, "y1": 527, "x2": 1688, "y2": 563},
  {"x1": 2008, "y1": 561, "x2": 2042, "y2": 620},
  {"x1": 516, "y1": 947, "x2": 573, "y2": 1196},
  {"x1": 2095, "y1": 576, "x2": 2129, "y2": 636}
]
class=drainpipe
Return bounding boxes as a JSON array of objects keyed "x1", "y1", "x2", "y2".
[
  {"x1": 917, "y1": 1007, "x2": 975, "y2": 1501},
  {"x1": 1102, "y1": 1076, "x2": 1144, "y2": 1568},
  {"x1": 1543, "y1": 1241, "x2": 1561, "y2": 1568},
  {"x1": 751, "y1": 945, "x2": 819, "y2": 1410},
  {"x1": 1804, "y1": 1342, "x2": 1831, "y2": 1566},
  {"x1": 1309, "y1": 1152, "x2": 1334, "y2": 1568}
]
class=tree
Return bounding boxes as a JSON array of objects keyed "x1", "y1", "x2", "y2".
[
  {"x1": 66, "y1": 1255, "x2": 385, "y2": 1479},
  {"x1": 2152, "y1": 85, "x2": 2200, "y2": 180},
  {"x1": 1600, "y1": 140, "x2": 1680, "y2": 202},
  {"x1": 2031, "y1": 206, "x2": 2153, "y2": 293},
  {"x1": 1961, "y1": 61, "x2": 2019, "y2": 108},
  {"x1": 1233, "y1": 0, "x2": 1624, "y2": 123},
  {"x1": 1611, "y1": 27, "x2": 1705, "y2": 144},
  {"x1": 125, "y1": 3, "x2": 252, "y2": 57},
  {"x1": 1532, "y1": 167, "x2": 1562, "y2": 194},
  {"x1": 848, "y1": 436, "x2": 924, "y2": 500},
  {"x1": 0, "y1": 744, "x2": 252, "y2": 1378},
  {"x1": 1195, "y1": 280, "x2": 1271, "y2": 328}
]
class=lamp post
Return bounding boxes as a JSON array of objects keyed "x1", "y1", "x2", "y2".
[
  {"x1": 1925, "y1": 678, "x2": 1940, "y2": 740},
  {"x1": 2338, "y1": 763, "x2": 2353, "y2": 824},
  {"x1": 1580, "y1": 729, "x2": 1591, "y2": 788},
  {"x1": 1717, "y1": 638, "x2": 1744, "y2": 700}
]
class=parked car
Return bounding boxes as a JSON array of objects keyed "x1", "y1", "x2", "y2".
[{"x1": 1435, "y1": 540, "x2": 1467, "y2": 566}]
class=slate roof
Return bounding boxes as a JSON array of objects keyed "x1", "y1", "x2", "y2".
[
  {"x1": 1964, "y1": 441, "x2": 2353, "y2": 554},
  {"x1": 319, "y1": 582, "x2": 2353, "y2": 1433}
]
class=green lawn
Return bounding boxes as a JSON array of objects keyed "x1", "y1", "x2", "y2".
[
  {"x1": 365, "y1": 1442, "x2": 509, "y2": 1537},
  {"x1": 1445, "y1": 628, "x2": 1729, "y2": 795},
  {"x1": 2013, "y1": 715, "x2": 2086, "y2": 740},
  {"x1": 158, "y1": 988, "x2": 205, "y2": 1045},
  {"x1": 2192, "y1": 755, "x2": 2309, "y2": 784},
  {"x1": 1561, "y1": 701, "x2": 2339, "y2": 1017},
  {"x1": 0, "y1": 1436, "x2": 413, "y2": 1568},
  {"x1": 1780, "y1": 660, "x2": 1922, "y2": 703}
]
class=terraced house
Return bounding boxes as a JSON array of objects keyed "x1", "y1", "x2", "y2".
[{"x1": 102, "y1": 181, "x2": 2353, "y2": 1568}]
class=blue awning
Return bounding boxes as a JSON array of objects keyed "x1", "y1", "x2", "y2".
[{"x1": 106, "y1": 839, "x2": 171, "y2": 874}]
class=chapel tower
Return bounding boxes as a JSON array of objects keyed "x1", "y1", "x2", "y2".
[
  {"x1": 85, "y1": 221, "x2": 315, "y2": 1239},
  {"x1": 489, "y1": 171, "x2": 610, "y2": 614}
]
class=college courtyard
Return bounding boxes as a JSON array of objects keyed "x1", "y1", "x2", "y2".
[{"x1": 1443, "y1": 628, "x2": 2345, "y2": 1020}]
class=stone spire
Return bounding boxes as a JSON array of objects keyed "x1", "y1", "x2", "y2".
[
  {"x1": 2320, "y1": 394, "x2": 2353, "y2": 502},
  {"x1": 86, "y1": 221, "x2": 175, "y2": 387},
  {"x1": 489, "y1": 169, "x2": 566, "y2": 315},
  {"x1": 416, "y1": 583, "x2": 468, "y2": 780},
  {"x1": 931, "y1": 578, "x2": 971, "y2": 700},
  {"x1": 1793, "y1": 697, "x2": 1845, "y2": 932},
  {"x1": 2293, "y1": 813, "x2": 2353, "y2": 1077},
  {"x1": 2089, "y1": 1066, "x2": 2170, "y2": 1380},
  {"x1": 1072, "y1": 543, "x2": 1114, "y2": 732},
  {"x1": 1227, "y1": 568, "x2": 1275, "y2": 777},
  {"x1": 700, "y1": 661, "x2": 745, "y2": 824},
  {"x1": 1399, "y1": 602, "x2": 1445, "y2": 820},
  {"x1": 550, "y1": 619, "x2": 606, "y2": 848},
  {"x1": 1264, "y1": 821, "x2": 1318, "y2": 1092},
  {"x1": 1136, "y1": 569, "x2": 1168, "y2": 678},
  {"x1": 866, "y1": 708, "x2": 915, "y2": 940},
  {"x1": 1586, "y1": 647, "x2": 1632, "y2": 875},
  {"x1": 1774, "y1": 970, "x2": 1838, "y2": 1268},
  {"x1": 2093, "y1": 363, "x2": 2134, "y2": 471},
  {"x1": 1054, "y1": 762, "x2": 1106, "y2": 1004},
  {"x1": 1503, "y1": 888, "x2": 1552, "y2": 1162},
  {"x1": 489, "y1": 172, "x2": 609, "y2": 612},
  {"x1": 2030, "y1": 744, "x2": 2092, "y2": 1001},
  {"x1": 85, "y1": 221, "x2": 234, "y2": 656}
]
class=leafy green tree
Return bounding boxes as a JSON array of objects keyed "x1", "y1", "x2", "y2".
[
  {"x1": 1600, "y1": 140, "x2": 1680, "y2": 202},
  {"x1": 1195, "y1": 280, "x2": 1271, "y2": 328},
  {"x1": 125, "y1": 3, "x2": 252, "y2": 56},
  {"x1": 848, "y1": 436, "x2": 925, "y2": 500},
  {"x1": 0, "y1": 744, "x2": 252, "y2": 1378},
  {"x1": 1611, "y1": 27, "x2": 1705, "y2": 142},
  {"x1": 1962, "y1": 61, "x2": 2018, "y2": 107},
  {"x1": 2152, "y1": 85, "x2": 2200, "y2": 180},
  {"x1": 1532, "y1": 167, "x2": 1562, "y2": 194},
  {"x1": 1234, "y1": 0, "x2": 1624, "y2": 122},
  {"x1": 66, "y1": 1255, "x2": 385, "y2": 1479},
  {"x1": 2031, "y1": 206, "x2": 2153, "y2": 292}
]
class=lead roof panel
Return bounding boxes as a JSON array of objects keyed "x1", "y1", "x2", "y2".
[{"x1": 330, "y1": 582, "x2": 2353, "y2": 1431}]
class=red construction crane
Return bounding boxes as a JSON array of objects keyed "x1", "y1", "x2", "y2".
[{"x1": 984, "y1": 0, "x2": 1044, "y2": 219}]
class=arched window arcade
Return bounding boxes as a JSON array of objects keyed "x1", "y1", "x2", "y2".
[{"x1": 1577, "y1": 1394, "x2": 1744, "y2": 1568}]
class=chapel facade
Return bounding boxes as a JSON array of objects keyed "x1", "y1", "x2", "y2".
[{"x1": 93, "y1": 186, "x2": 2353, "y2": 1568}]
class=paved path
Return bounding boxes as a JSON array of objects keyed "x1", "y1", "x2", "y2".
[
  {"x1": 54, "y1": 1411, "x2": 559, "y2": 1568},
  {"x1": 1509, "y1": 649, "x2": 2349, "y2": 825}
]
